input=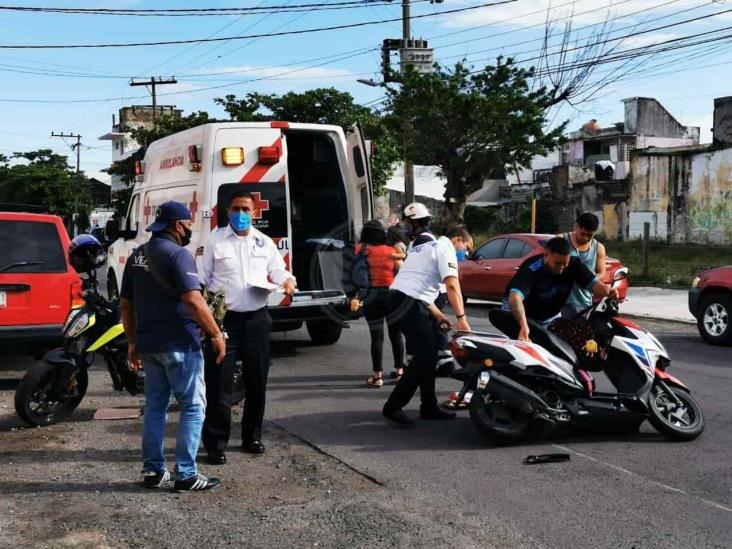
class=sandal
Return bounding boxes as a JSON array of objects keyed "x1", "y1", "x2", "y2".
[
  {"x1": 367, "y1": 376, "x2": 384, "y2": 388},
  {"x1": 389, "y1": 369, "x2": 403, "y2": 380}
]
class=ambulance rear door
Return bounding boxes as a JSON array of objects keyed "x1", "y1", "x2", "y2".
[
  {"x1": 345, "y1": 124, "x2": 374, "y2": 236},
  {"x1": 209, "y1": 126, "x2": 291, "y2": 307}
]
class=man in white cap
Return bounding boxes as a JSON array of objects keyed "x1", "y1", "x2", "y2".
[{"x1": 382, "y1": 203, "x2": 471, "y2": 425}]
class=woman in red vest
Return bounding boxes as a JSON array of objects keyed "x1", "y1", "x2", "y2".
[{"x1": 356, "y1": 220, "x2": 405, "y2": 388}]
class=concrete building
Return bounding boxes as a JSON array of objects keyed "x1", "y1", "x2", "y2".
[
  {"x1": 563, "y1": 97, "x2": 699, "y2": 181},
  {"x1": 99, "y1": 105, "x2": 181, "y2": 192}
]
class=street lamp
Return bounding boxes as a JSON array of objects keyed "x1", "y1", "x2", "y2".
[{"x1": 357, "y1": 78, "x2": 380, "y2": 87}]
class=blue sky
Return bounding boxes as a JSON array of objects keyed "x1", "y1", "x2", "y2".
[{"x1": 1, "y1": 0, "x2": 731, "y2": 182}]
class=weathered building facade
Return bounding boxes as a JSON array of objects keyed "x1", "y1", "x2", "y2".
[{"x1": 630, "y1": 144, "x2": 732, "y2": 244}]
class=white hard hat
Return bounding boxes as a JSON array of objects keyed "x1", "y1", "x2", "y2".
[{"x1": 403, "y1": 202, "x2": 431, "y2": 220}]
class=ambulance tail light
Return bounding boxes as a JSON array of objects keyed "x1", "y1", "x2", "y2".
[
  {"x1": 188, "y1": 145, "x2": 202, "y2": 172},
  {"x1": 258, "y1": 146, "x2": 280, "y2": 164},
  {"x1": 221, "y1": 147, "x2": 245, "y2": 166},
  {"x1": 134, "y1": 160, "x2": 143, "y2": 175}
]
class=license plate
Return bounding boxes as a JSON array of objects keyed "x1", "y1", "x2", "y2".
[{"x1": 0, "y1": 291, "x2": 5, "y2": 308}]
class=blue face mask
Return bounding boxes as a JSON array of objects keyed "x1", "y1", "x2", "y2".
[
  {"x1": 229, "y1": 211, "x2": 251, "y2": 232},
  {"x1": 456, "y1": 248, "x2": 467, "y2": 261}
]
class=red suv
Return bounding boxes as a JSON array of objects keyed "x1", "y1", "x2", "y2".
[
  {"x1": 0, "y1": 212, "x2": 82, "y2": 353},
  {"x1": 689, "y1": 266, "x2": 732, "y2": 345}
]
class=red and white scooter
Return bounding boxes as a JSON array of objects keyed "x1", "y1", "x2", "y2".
[{"x1": 448, "y1": 269, "x2": 705, "y2": 442}]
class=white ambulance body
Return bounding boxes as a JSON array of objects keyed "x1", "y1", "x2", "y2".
[{"x1": 106, "y1": 121, "x2": 373, "y2": 344}]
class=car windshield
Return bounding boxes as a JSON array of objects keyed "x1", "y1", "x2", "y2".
[{"x1": 0, "y1": 220, "x2": 67, "y2": 273}]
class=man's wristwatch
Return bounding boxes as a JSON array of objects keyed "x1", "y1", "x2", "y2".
[{"x1": 456, "y1": 313, "x2": 466, "y2": 319}]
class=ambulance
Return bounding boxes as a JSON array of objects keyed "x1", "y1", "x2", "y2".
[{"x1": 105, "y1": 121, "x2": 373, "y2": 345}]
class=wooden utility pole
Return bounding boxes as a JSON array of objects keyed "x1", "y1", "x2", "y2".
[
  {"x1": 129, "y1": 77, "x2": 177, "y2": 122},
  {"x1": 51, "y1": 131, "x2": 83, "y2": 234},
  {"x1": 530, "y1": 198, "x2": 537, "y2": 233},
  {"x1": 51, "y1": 131, "x2": 81, "y2": 174}
]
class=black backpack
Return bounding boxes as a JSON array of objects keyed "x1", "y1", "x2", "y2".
[{"x1": 343, "y1": 244, "x2": 371, "y2": 296}]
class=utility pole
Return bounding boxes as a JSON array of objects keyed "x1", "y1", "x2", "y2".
[
  {"x1": 401, "y1": 0, "x2": 415, "y2": 205},
  {"x1": 129, "y1": 77, "x2": 177, "y2": 122},
  {"x1": 51, "y1": 131, "x2": 81, "y2": 174},
  {"x1": 51, "y1": 131, "x2": 83, "y2": 235}
]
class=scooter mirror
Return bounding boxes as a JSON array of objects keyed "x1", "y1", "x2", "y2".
[{"x1": 613, "y1": 267, "x2": 629, "y2": 282}]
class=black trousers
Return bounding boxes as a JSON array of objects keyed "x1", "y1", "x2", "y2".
[
  {"x1": 362, "y1": 287, "x2": 405, "y2": 372},
  {"x1": 202, "y1": 308, "x2": 272, "y2": 454},
  {"x1": 383, "y1": 290, "x2": 439, "y2": 414}
]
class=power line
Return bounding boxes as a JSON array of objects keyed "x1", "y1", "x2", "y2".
[
  {"x1": 437, "y1": 0, "x2": 704, "y2": 63},
  {"x1": 0, "y1": 1, "x2": 516, "y2": 49},
  {"x1": 0, "y1": 47, "x2": 371, "y2": 103},
  {"x1": 0, "y1": 1, "x2": 434, "y2": 16}
]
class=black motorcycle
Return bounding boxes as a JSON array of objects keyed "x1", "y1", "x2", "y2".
[{"x1": 15, "y1": 268, "x2": 140, "y2": 426}]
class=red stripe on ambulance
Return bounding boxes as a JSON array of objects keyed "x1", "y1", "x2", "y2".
[{"x1": 239, "y1": 137, "x2": 282, "y2": 183}]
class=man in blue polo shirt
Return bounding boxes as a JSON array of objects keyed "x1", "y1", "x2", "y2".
[
  {"x1": 120, "y1": 201, "x2": 226, "y2": 492},
  {"x1": 503, "y1": 237, "x2": 618, "y2": 342}
]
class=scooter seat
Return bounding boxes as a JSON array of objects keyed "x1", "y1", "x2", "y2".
[{"x1": 488, "y1": 309, "x2": 577, "y2": 366}]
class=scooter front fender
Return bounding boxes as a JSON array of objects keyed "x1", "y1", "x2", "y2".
[
  {"x1": 44, "y1": 348, "x2": 76, "y2": 368},
  {"x1": 655, "y1": 368, "x2": 689, "y2": 391}
]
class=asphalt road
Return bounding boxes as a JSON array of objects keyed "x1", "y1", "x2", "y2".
[{"x1": 264, "y1": 303, "x2": 732, "y2": 548}]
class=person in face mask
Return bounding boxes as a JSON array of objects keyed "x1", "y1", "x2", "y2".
[
  {"x1": 201, "y1": 189, "x2": 295, "y2": 463},
  {"x1": 120, "y1": 200, "x2": 226, "y2": 492}
]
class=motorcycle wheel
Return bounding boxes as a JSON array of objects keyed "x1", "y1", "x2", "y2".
[
  {"x1": 468, "y1": 390, "x2": 529, "y2": 442},
  {"x1": 14, "y1": 362, "x2": 88, "y2": 426},
  {"x1": 648, "y1": 384, "x2": 704, "y2": 441}
]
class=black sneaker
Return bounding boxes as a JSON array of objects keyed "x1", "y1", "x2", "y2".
[
  {"x1": 142, "y1": 470, "x2": 172, "y2": 489},
  {"x1": 174, "y1": 473, "x2": 221, "y2": 492}
]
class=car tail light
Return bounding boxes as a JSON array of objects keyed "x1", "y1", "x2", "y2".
[
  {"x1": 70, "y1": 280, "x2": 84, "y2": 308},
  {"x1": 221, "y1": 147, "x2": 245, "y2": 166},
  {"x1": 258, "y1": 145, "x2": 280, "y2": 164}
]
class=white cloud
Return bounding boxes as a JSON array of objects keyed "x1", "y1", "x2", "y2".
[
  {"x1": 188, "y1": 65, "x2": 354, "y2": 82},
  {"x1": 616, "y1": 32, "x2": 680, "y2": 49}
]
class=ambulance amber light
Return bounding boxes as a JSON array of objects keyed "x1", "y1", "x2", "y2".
[
  {"x1": 221, "y1": 147, "x2": 244, "y2": 166},
  {"x1": 259, "y1": 146, "x2": 279, "y2": 164}
]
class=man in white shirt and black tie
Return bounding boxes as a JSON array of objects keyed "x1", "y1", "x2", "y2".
[{"x1": 202, "y1": 189, "x2": 295, "y2": 463}]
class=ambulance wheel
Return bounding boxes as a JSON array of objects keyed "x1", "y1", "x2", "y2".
[{"x1": 306, "y1": 319, "x2": 342, "y2": 345}]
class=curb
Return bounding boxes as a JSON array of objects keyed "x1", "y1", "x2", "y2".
[{"x1": 620, "y1": 313, "x2": 696, "y2": 326}]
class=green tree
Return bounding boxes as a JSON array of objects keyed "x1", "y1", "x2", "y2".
[
  {"x1": 215, "y1": 88, "x2": 399, "y2": 194},
  {"x1": 384, "y1": 59, "x2": 567, "y2": 226},
  {"x1": 0, "y1": 149, "x2": 90, "y2": 221}
]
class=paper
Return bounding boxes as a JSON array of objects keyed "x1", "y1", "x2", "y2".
[{"x1": 249, "y1": 280, "x2": 281, "y2": 292}]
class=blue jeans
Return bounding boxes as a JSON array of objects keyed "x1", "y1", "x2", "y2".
[{"x1": 140, "y1": 350, "x2": 206, "y2": 481}]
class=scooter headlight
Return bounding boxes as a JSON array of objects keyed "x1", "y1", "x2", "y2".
[{"x1": 64, "y1": 310, "x2": 91, "y2": 338}]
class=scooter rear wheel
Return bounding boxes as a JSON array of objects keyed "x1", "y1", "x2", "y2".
[
  {"x1": 469, "y1": 390, "x2": 529, "y2": 442},
  {"x1": 648, "y1": 384, "x2": 704, "y2": 441}
]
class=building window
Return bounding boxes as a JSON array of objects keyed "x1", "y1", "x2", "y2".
[{"x1": 114, "y1": 141, "x2": 119, "y2": 150}]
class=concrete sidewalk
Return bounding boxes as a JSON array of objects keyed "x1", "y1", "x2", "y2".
[{"x1": 620, "y1": 286, "x2": 695, "y2": 324}]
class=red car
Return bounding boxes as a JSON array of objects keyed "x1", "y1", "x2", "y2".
[
  {"x1": 460, "y1": 233, "x2": 628, "y2": 304},
  {"x1": 0, "y1": 212, "x2": 83, "y2": 353},
  {"x1": 689, "y1": 266, "x2": 732, "y2": 345}
]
